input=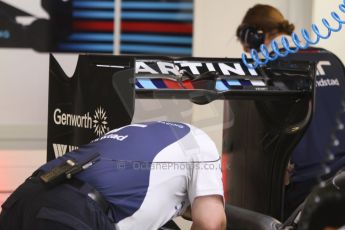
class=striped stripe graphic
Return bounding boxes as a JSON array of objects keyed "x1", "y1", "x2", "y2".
[
  {"x1": 215, "y1": 80, "x2": 229, "y2": 91},
  {"x1": 137, "y1": 79, "x2": 158, "y2": 89},
  {"x1": 67, "y1": 33, "x2": 191, "y2": 44},
  {"x1": 58, "y1": 0, "x2": 193, "y2": 55},
  {"x1": 135, "y1": 78, "x2": 267, "y2": 91},
  {"x1": 121, "y1": 0, "x2": 193, "y2": 56},
  {"x1": 58, "y1": 0, "x2": 115, "y2": 53},
  {"x1": 72, "y1": 1, "x2": 193, "y2": 10},
  {"x1": 151, "y1": 79, "x2": 167, "y2": 88},
  {"x1": 226, "y1": 80, "x2": 241, "y2": 86},
  {"x1": 72, "y1": 11, "x2": 193, "y2": 21}
]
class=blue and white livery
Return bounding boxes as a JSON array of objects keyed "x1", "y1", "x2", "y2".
[{"x1": 40, "y1": 121, "x2": 224, "y2": 229}]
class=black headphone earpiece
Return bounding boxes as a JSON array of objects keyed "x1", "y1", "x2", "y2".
[{"x1": 237, "y1": 25, "x2": 265, "y2": 50}]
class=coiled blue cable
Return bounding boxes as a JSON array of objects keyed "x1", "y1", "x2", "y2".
[{"x1": 242, "y1": 0, "x2": 345, "y2": 69}]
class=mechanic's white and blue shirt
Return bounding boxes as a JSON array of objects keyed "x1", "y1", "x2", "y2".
[{"x1": 40, "y1": 121, "x2": 224, "y2": 230}]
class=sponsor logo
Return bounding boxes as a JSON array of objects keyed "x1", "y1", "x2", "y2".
[
  {"x1": 135, "y1": 60, "x2": 258, "y2": 77},
  {"x1": 158, "y1": 121, "x2": 184, "y2": 129},
  {"x1": 52, "y1": 143, "x2": 79, "y2": 158},
  {"x1": 92, "y1": 107, "x2": 109, "y2": 137},
  {"x1": 53, "y1": 106, "x2": 109, "y2": 137},
  {"x1": 93, "y1": 133, "x2": 128, "y2": 142},
  {"x1": 315, "y1": 61, "x2": 341, "y2": 87},
  {"x1": 316, "y1": 61, "x2": 331, "y2": 76},
  {"x1": 316, "y1": 78, "x2": 340, "y2": 87}
]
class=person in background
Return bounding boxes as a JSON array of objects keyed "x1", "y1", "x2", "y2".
[
  {"x1": 0, "y1": 121, "x2": 226, "y2": 230},
  {"x1": 236, "y1": 4, "x2": 295, "y2": 53},
  {"x1": 236, "y1": 4, "x2": 345, "y2": 220}
]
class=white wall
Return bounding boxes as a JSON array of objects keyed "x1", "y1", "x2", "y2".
[
  {"x1": 193, "y1": 0, "x2": 345, "y2": 64},
  {"x1": 312, "y1": 0, "x2": 345, "y2": 63},
  {"x1": 193, "y1": 0, "x2": 315, "y2": 58},
  {"x1": 193, "y1": 0, "x2": 289, "y2": 58}
]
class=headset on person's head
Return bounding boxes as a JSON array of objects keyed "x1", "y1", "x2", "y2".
[{"x1": 236, "y1": 24, "x2": 265, "y2": 50}]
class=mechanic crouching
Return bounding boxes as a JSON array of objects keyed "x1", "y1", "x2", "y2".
[{"x1": 0, "y1": 121, "x2": 226, "y2": 230}]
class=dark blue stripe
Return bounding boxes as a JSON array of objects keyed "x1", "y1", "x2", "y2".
[
  {"x1": 239, "y1": 79, "x2": 253, "y2": 86},
  {"x1": 58, "y1": 43, "x2": 113, "y2": 52},
  {"x1": 221, "y1": 79, "x2": 231, "y2": 88},
  {"x1": 135, "y1": 81, "x2": 144, "y2": 89},
  {"x1": 151, "y1": 79, "x2": 167, "y2": 88}
]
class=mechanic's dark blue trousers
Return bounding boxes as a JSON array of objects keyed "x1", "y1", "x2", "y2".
[{"x1": 0, "y1": 176, "x2": 115, "y2": 230}]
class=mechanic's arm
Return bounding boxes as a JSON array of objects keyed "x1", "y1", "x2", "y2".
[{"x1": 191, "y1": 195, "x2": 226, "y2": 230}]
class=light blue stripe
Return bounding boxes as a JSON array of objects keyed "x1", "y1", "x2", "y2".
[
  {"x1": 227, "y1": 80, "x2": 241, "y2": 86},
  {"x1": 122, "y1": 2, "x2": 193, "y2": 10},
  {"x1": 216, "y1": 80, "x2": 229, "y2": 91},
  {"x1": 121, "y1": 34, "x2": 192, "y2": 44},
  {"x1": 68, "y1": 33, "x2": 113, "y2": 42},
  {"x1": 72, "y1": 1, "x2": 193, "y2": 10},
  {"x1": 138, "y1": 79, "x2": 157, "y2": 89},
  {"x1": 73, "y1": 1, "x2": 114, "y2": 9},
  {"x1": 122, "y1": 12, "x2": 193, "y2": 21},
  {"x1": 135, "y1": 85, "x2": 140, "y2": 89},
  {"x1": 58, "y1": 43, "x2": 113, "y2": 52},
  {"x1": 73, "y1": 11, "x2": 114, "y2": 19},
  {"x1": 72, "y1": 11, "x2": 193, "y2": 21},
  {"x1": 121, "y1": 44, "x2": 191, "y2": 55}
]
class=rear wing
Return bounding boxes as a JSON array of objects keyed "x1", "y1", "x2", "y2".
[
  {"x1": 133, "y1": 57, "x2": 314, "y2": 103},
  {"x1": 47, "y1": 54, "x2": 315, "y2": 220},
  {"x1": 48, "y1": 54, "x2": 315, "y2": 160},
  {"x1": 47, "y1": 54, "x2": 315, "y2": 158}
]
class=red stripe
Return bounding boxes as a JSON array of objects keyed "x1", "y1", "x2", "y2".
[
  {"x1": 73, "y1": 21, "x2": 114, "y2": 31},
  {"x1": 122, "y1": 22, "x2": 192, "y2": 34},
  {"x1": 298, "y1": 49, "x2": 321, "y2": 54},
  {"x1": 182, "y1": 80, "x2": 194, "y2": 89},
  {"x1": 163, "y1": 79, "x2": 183, "y2": 89},
  {"x1": 73, "y1": 21, "x2": 192, "y2": 34},
  {"x1": 162, "y1": 80, "x2": 194, "y2": 89}
]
